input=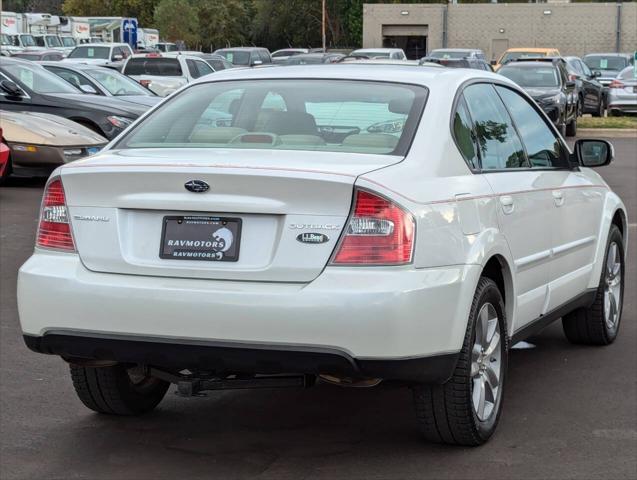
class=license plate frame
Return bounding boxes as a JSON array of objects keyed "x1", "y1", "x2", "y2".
[{"x1": 159, "y1": 215, "x2": 242, "y2": 262}]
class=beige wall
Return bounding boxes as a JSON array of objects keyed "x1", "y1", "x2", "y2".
[{"x1": 363, "y1": 3, "x2": 637, "y2": 60}]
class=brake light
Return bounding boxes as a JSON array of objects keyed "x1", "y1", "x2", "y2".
[
  {"x1": 609, "y1": 80, "x2": 625, "y2": 89},
  {"x1": 331, "y1": 189, "x2": 415, "y2": 265},
  {"x1": 36, "y1": 177, "x2": 75, "y2": 252}
]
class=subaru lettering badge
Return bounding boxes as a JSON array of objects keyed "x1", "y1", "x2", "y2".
[{"x1": 184, "y1": 180, "x2": 210, "y2": 193}]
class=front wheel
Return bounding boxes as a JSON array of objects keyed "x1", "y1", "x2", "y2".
[
  {"x1": 70, "y1": 364, "x2": 169, "y2": 415},
  {"x1": 412, "y1": 277, "x2": 508, "y2": 446},
  {"x1": 563, "y1": 225, "x2": 624, "y2": 345},
  {"x1": 565, "y1": 113, "x2": 577, "y2": 137}
]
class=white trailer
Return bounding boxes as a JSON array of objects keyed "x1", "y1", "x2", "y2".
[{"x1": 137, "y1": 28, "x2": 159, "y2": 49}]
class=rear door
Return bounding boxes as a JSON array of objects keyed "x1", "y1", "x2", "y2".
[
  {"x1": 463, "y1": 82, "x2": 554, "y2": 328},
  {"x1": 495, "y1": 85, "x2": 602, "y2": 312}
]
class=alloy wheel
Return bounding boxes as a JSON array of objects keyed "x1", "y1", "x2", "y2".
[
  {"x1": 471, "y1": 303, "x2": 502, "y2": 422},
  {"x1": 604, "y1": 242, "x2": 622, "y2": 330}
]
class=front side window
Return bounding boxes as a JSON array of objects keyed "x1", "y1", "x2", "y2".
[
  {"x1": 462, "y1": 83, "x2": 527, "y2": 170},
  {"x1": 195, "y1": 60, "x2": 213, "y2": 77},
  {"x1": 495, "y1": 86, "x2": 568, "y2": 168},
  {"x1": 20, "y1": 34, "x2": 36, "y2": 47},
  {"x1": 46, "y1": 35, "x2": 62, "y2": 47},
  {"x1": 117, "y1": 80, "x2": 427, "y2": 156},
  {"x1": 46, "y1": 66, "x2": 93, "y2": 90}
]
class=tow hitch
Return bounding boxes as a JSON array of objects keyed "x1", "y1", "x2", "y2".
[{"x1": 149, "y1": 368, "x2": 316, "y2": 397}]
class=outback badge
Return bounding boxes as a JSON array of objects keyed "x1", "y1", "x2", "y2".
[{"x1": 296, "y1": 232, "x2": 329, "y2": 244}]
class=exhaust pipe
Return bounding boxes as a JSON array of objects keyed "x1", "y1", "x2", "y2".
[{"x1": 319, "y1": 374, "x2": 382, "y2": 387}]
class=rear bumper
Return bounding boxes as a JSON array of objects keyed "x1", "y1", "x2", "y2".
[
  {"x1": 18, "y1": 252, "x2": 481, "y2": 381},
  {"x1": 23, "y1": 333, "x2": 459, "y2": 383}
]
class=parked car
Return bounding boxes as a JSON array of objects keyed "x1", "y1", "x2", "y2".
[
  {"x1": 494, "y1": 47, "x2": 560, "y2": 70},
  {"x1": 282, "y1": 52, "x2": 345, "y2": 65},
  {"x1": 10, "y1": 33, "x2": 39, "y2": 50},
  {"x1": 607, "y1": 66, "x2": 637, "y2": 116},
  {"x1": 349, "y1": 48, "x2": 406, "y2": 60},
  {"x1": 63, "y1": 43, "x2": 133, "y2": 66},
  {"x1": 419, "y1": 56, "x2": 493, "y2": 71},
  {"x1": 196, "y1": 54, "x2": 235, "y2": 71},
  {"x1": 12, "y1": 50, "x2": 65, "y2": 62},
  {"x1": 213, "y1": 47, "x2": 272, "y2": 67},
  {"x1": 40, "y1": 62, "x2": 161, "y2": 108},
  {"x1": 0, "y1": 58, "x2": 148, "y2": 140},
  {"x1": 583, "y1": 53, "x2": 634, "y2": 88},
  {"x1": 564, "y1": 56, "x2": 605, "y2": 117},
  {"x1": 428, "y1": 48, "x2": 487, "y2": 61},
  {"x1": 122, "y1": 53, "x2": 215, "y2": 97},
  {"x1": 0, "y1": 111, "x2": 107, "y2": 180},
  {"x1": 0, "y1": 128, "x2": 9, "y2": 184},
  {"x1": 271, "y1": 48, "x2": 309, "y2": 63},
  {"x1": 498, "y1": 58, "x2": 578, "y2": 136},
  {"x1": 17, "y1": 64, "x2": 627, "y2": 447}
]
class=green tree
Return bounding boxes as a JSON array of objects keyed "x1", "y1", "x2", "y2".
[{"x1": 153, "y1": 0, "x2": 198, "y2": 45}]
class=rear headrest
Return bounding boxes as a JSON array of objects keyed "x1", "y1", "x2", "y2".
[
  {"x1": 263, "y1": 111, "x2": 318, "y2": 135},
  {"x1": 388, "y1": 98, "x2": 412, "y2": 114},
  {"x1": 279, "y1": 134, "x2": 326, "y2": 146}
]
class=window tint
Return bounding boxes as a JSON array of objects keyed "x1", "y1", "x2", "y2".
[
  {"x1": 495, "y1": 86, "x2": 568, "y2": 168},
  {"x1": 452, "y1": 97, "x2": 479, "y2": 170},
  {"x1": 124, "y1": 58, "x2": 182, "y2": 76},
  {"x1": 258, "y1": 50, "x2": 271, "y2": 64},
  {"x1": 2, "y1": 62, "x2": 78, "y2": 94},
  {"x1": 47, "y1": 67, "x2": 93, "y2": 90},
  {"x1": 463, "y1": 83, "x2": 527, "y2": 170},
  {"x1": 195, "y1": 60, "x2": 213, "y2": 77},
  {"x1": 186, "y1": 59, "x2": 199, "y2": 78}
]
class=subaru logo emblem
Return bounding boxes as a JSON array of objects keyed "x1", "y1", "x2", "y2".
[{"x1": 184, "y1": 180, "x2": 209, "y2": 193}]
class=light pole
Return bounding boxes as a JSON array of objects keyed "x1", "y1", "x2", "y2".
[{"x1": 322, "y1": 0, "x2": 326, "y2": 52}]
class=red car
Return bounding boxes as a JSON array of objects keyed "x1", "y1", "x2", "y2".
[{"x1": 0, "y1": 127, "x2": 10, "y2": 183}]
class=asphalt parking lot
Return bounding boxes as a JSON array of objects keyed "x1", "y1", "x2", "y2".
[{"x1": 1, "y1": 135, "x2": 635, "y2": 480}]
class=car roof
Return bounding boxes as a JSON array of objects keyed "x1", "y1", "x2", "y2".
[
  {"x1": 431, "y1": 48, "x2": 482, "y2": 53},
  {"x1": 192, "y1": 63, "x2": 508, "y2": 88},
  {"x1": 73, "y1": 43, "x2": 127, "y2": 48},
  {"x1": 504, "y1": 47, "x2": 558, "y2": 53},
  {"x1": 14, "y1": 49, "x2": 61, "y2": 55},
  {"x1": 583, "y1": 53, "x2": 630, "y2": 57},
  {"x1": 352, "y1": 48, "x2": 403, "y2": 52},
  {"x1": 215, "y1": 47, "x2": 268, "y2": 51},
  {"x1": 352, "y1": 59, "x2": 421, "y2": 66},
  {"x1": 38, "y1": 61, "x2": 110, "y2": 70},
  {"x1": 499, "y1": 60, "x2": 559, "y2": 68}
]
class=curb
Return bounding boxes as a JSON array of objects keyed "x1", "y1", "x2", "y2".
[{"x1": 577, "y1": 128, "x2": 637, "y2": 138}]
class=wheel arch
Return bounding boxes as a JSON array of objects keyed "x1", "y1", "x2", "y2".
[{"x1": 480, "y1": 254, "x2": 515, "y2": 336}]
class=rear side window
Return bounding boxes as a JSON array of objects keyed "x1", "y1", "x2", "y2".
[
  {"x1": 124, "y1": 58, "x2": 182, "y2": 76},
  {"x1": 195, "y1": 60, "x2": 213, "y2": 77},
  {"x1": 462, "y1": 83, "x2": 528, "y2": 170},
  {"x1": 495, "y1": 86, "x2": 568, "y2": 168},
  {"x1": 116, "y1": 79, "x2": 427, "y2": 156},
  {"x1": 452, "y1": 97, "x2": 480, "y2": 170}
]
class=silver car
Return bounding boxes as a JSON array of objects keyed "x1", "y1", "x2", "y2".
[{"x1": 608, "y1": 66, "x2": 637, "y2": 115}]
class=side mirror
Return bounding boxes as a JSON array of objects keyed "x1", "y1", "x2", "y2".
[
  {"x1": 251, "y1": 60, "x2": 263, "y2": 67},
  {"x1": 112, "y1": 54, "x2": 123, "y2": 61},
  {"x1": 574, "y1": 139, "x2": 614, "y2": 168},
  {"x1": 0, "y1": 79, "x2": 24, "y2": 97},
  {"x1": 490, "y1": 60, "x2": 497, "y2": 66},
  {"x1": 79, "y1": 84, "x2": 98, "y2": 94},
  {"x1": 592, "y1": 70, "x2": 602, "y2": 77}
]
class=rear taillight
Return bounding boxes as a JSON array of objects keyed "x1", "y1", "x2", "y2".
[
  {"x1": 36, "y1": 177, "x2": 76, "y2": 252},
  {"x1": 609, "y1": 80, "x2": 625, "y2": 89},
  {"x1": 331, "y1": 189, "x2": 415, "y2": 265}
]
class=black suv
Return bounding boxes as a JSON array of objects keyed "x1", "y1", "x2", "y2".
[
  {"x1": 497, "y1": 57, "x2": 578, "y2": 137},
  {"x1": 564, "y1": 56, "x2": 605, "y2": 117}
]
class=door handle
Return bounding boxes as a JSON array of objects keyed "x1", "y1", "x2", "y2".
[
  {"x1": 500, "y1": 195, "x2": 515, "y2": 215},
  {"x1": 553, "y1": 190, "x2": 565, "y2": 207}
]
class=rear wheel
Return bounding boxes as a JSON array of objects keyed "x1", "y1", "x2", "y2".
[
  {"x1": 70, "y1": 364, "x2": 169, "y2": 415},
  {"x1": 563, "y1": 225, "x2": 624, "y2": 345},
  {"x1": 412, "y1": 277, "x2": 508, "y2": 446},
  {"x1": 592, "y1": 96, "x2": 604, "y2": 117},
  {"x1": 0, "y1": 154, "x2": 10, "y2": 186},
  {"x1": 565, "y1": 113, "x2": 577, "y2": 137}
]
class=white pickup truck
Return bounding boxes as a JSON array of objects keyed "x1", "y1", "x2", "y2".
[{"x1": 122, "y1": 53, "x2": 214, "y2": 97}]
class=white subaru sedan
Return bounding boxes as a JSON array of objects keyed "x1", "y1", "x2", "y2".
[{"x1": 18, "y1": 65, "x2": 627, "y2": 445}]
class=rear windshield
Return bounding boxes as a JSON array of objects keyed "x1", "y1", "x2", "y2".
[
  {"x1": 584, "y1": 55, "x2": 629, "y2": 71},
  {"x1": 124, "y1": 58, "x2": 182, "y2": 76},
  {"x1": 430, "y1": 50, "x2": 470, "y2": 59},
  {"x1": 498, "y1": 65, "x2": 560, "y2": 88},
  {"x1": 68, "y1": 46, "x2": 110, "y2": 59},
  {"x1": 215, "y1": 50, "x2": 250, "y2": 65},
  {"x1": 116, "y1": 79, "x2": 427, "y2": 156}
]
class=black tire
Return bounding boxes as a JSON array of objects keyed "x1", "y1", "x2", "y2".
[
  {"x1": 591, "y1": 97, "x2": 604, "y2": 117},
  {"x1": 563, "y1": 225, "x2": 624, "y2": 345},
  {"x1": 70, "y1": 364, "x2": 169, "y2": 415},
  {"x1": 565, "y1": 114, "x2": 577, "y2": 137},
  {"x1": 412, "y1": 277, "x2": 509, "y2": 446},
  {"x1": 558, "y1": 123, "x2": 567, "y2": 138}
]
